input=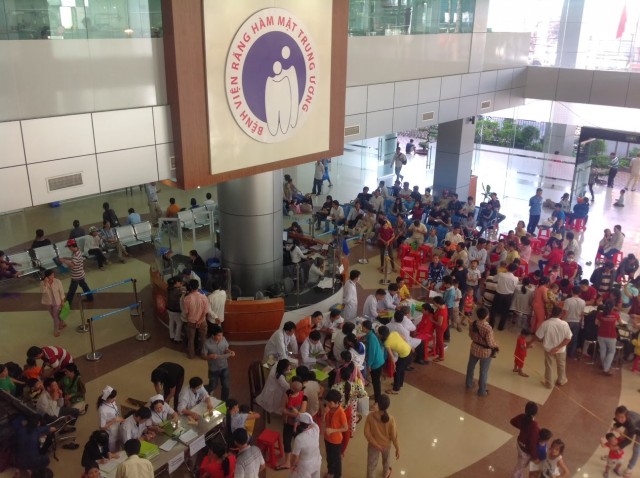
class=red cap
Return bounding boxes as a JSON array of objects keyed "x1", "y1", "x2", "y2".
[{"x1": 65, "y1": 239, "x2": 78, "y2": 248}]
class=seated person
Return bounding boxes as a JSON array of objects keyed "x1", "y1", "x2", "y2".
[
  {"x1": 382, "y1": 283, "x2": 401, "y2": 311},
  {"x1": 300, "y1": 330, "x2": 327, "y2": 365},
  {"x1": 177, "y1": 377, "x2": 214, "y2": 421},
  {"x1": 31, "y1": 229, "x2": 52, "y2": 251},
  {"x1": 166, "y1": 198, "x2": 181, "y2": 217},
  {"x1": 460, "y1": 196, "x2": 476, "y2": 217},
  {"x1": 346, "y1": 201, "x2": 365, "y2": 230},
  {"x1": 410, "y1": 185, "x2": 422, "y2": 203},
  {"x1": 189, "y1": 249, "x2": 207, "y2": 274},
  {"x1": 390, "y1": 180, "x2": 402, "y2": 197},
  {"x1": 617, "y1": 254, "x2": 639, "y2": 282},
  {"x1": 489, "y1": 193, "x2": 505, "y2": 223},
  {"x1": 447, "y1": 193, "x2": 463, "y2": 217},
  {"x1": 318, "y1": 310, "x2": 344, "y2": 343},
  {"x1": 0, "y1": 363, "x2": 20, "y2": 395},
  {"x1": 314, "y1": 195, "x2": 333, "y2": 229},
  {"x1": 425, "y1": 228, "x2": 439, "y2": 248},
  {"x1": 328, "y1": 200, "x2": 345, "y2": 226},
  {"x1": 444, "y1": 226, "x2": 464, "y2": 246},
  {"x1": 424, "y1": 255, "x2": 446, "y2": 290},
  {"x1": 426, "y1": 204, "x2": 450, "y2": 227},
  {"x1": 84, "y1": 227, "x2": 108, "y2": 270},
  {"x1": 100, "y1": 221, "x2": 128, "y2": 263},
  {"x1": 410, "y1": 201, "x2": 425, "y2": 223},
  {"x1": 477, "y1": 203, "x2": 496, "y2": 235},
  {"x1": 307, "y1": 257, "x2": 325, "y2": 285},
  {"x1": 462, "y1": 213, "x2": 477, "y2": 238},
  {"x1": 69, "y1": 220, "x2": 86, "y2": 240},
  {"x1": 369, "y1": 189, "x2": 385, "y2": 213},
  {"x1": 264, "y1": 321, "x2": 299, "y2": 360},
  {"x1": 505, "y1": 241, "x2": 520, "y2": 265},
  {"x1": 391, "y1": 198, "x2": 407, "y2": 219},
  {"x1": 127, "y1": 208, "x2": 142, "y2": 225},
  {"x1": 295, "y1": 311, "x2": 323, "y2": 345},
  {"x1": 571, "y1": 197, "x2": 590, "y2": 223},
  {"x1": 449, "y1": 243, "x2": 469, "y2": 268},
  {"x1": 36, "y1": 377, "x2": 80, "y2": 427},
  {"x1": 189, "y1": 198, "x2": 200, "y2": 210},
  {"x1": 422, "y1": 187, "x2": 433, "y2": 206},
  {"x1": 396, "y1": 276, "x2": 412, "y2": 301},
  {"x1": 362, "y1": 288, "x2": 387, "y2": 320},
  {"x1": 398, "y1": 182, "x2": 412, "y2": 199},
  {"x1": 119, "y1": 407, "x2": 155, "y2": 443},
  {"x1": 378, "y1": 180, "x2": 390, "y2": 199},
  {"x1": 356, "y1": 187, "x2": 372, "y2": 208},
  {"x1": 0, "y1": 255, "x2": 20, "y2": 279},
  {"x1": 287, "y1": 221, "x2": 304, "y2": 234}
]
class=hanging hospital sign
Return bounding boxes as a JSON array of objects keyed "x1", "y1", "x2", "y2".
[{"x1": 224, "y1": 8, "x2": 319, "y2": 143}]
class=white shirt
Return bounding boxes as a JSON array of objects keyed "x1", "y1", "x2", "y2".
[
  {"x1": 235, "y1": 445, "x2": 265, "y2": 478},
  {"x1": 36, "y1": 390, "x2": 62, "y2": 417},
  {"x1": 535, "y1": 317, "x2": 572, "y2": 353},
  {"x1": 264, "y1": 329, "x2": 299, "y2": 360},
  {"x1": 400, "y1": 316, "x2": 416, "y2": 333},
  {"x1": 119, "y1": 414, "x2": 151, "y2": 443},
  {"x1": 207, "y1": 289, "x2": 227, "y2": 324},
  {"x1": 177, "y1": 386, "x2": 212, "y2": 413},
  {"x1": 370, "y1": 195, "x2": 384, "y2": 212},
  {"x1": 496, "y1": 272, "x2": 519, "y2": 295},
  {"x1": 300, "y1": 338, "x2": 326, "y2": 365},
  {"x1": 562, "y1": 296, "x2": 585, "y2": 323},
  {"x1": 342, "y1": 280, "x2": 358, "y2": 321},
  {"x1": 362, "y1": 294, "x2": 380, "y2": 319},
  {"x1": 145, "y1": 183, "x2": 159, "y2": 202},
  {"x1": 382, "y1": 291, "x2": 399, "y2": 310},
  {"x1": 445, "y1": 232, "x2": 464, "y2": 245},
  {"x1": 329, "y1": 206, "x2": 344, "y2": 220},
  {"x1": 332, "y1": 330, "x2": 347, "y2": 359},
  {"x1": 150, "y1": 403, "x2": 176, "y2": 425},
  {"x1": 468, "y1": 246, "x2": 487, "y2": 273},
  {"x1": 290, "y1": 246, "x2": 305, "y2": 264}
]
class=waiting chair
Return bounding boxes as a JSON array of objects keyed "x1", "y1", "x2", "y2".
[
  {"x1": 32, "y1": 245, "x2": 59, "y2": 272},
  {"x1": 114, "y1": 225, "x2": 144, "y2": 248},
  {"x1": 8, "y1": 251, "x2": 39, "y2": 278},
  {"x1": 132, "y1": 221, "x2": 153, "y2": 243}
]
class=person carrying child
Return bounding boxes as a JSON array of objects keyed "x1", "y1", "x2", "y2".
[{"x1": 514, "y1": 329, "x2": 534, "y2": 378}]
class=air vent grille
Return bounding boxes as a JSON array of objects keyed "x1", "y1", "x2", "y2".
[
  {"x1": 422, "y1": 111, "x2": 435, "y2": 121},
  {"x1": 47, "y1": 173, "x2": 83, "y2": 192},
  {"x1": 344, "y1": 125, "x2": 360, "y2": 137},
  {"x1": 480, "y1": 100, "x2": 491, "y2": 109}
]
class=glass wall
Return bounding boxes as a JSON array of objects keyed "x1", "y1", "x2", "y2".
[
  {"x1": 348, "y1": 0, "x2": 475, "y2": 36},
  {"x1": 0, "y1": 0, "x2": 162, "y2": 40}
]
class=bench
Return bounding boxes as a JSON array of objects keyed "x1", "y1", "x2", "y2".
[
  {"x1": 133, "y1": 221, "x2": 153, "y2": 244},
  {"x1": 32, "y1": 244, "x2": 59, "y2": 271},
  {"x1": 8, "y1": 251, "x2": 39, "y2": 277},
  {"x1": 114, "y1": 225, "x2": 145, "y2": 248}
]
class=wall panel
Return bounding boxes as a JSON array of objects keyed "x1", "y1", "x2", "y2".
[
  {"x1": 27, "y1": 155, "x2": 100, "y2": 206},
  {"x1": 0, "y1": 122, "x2": 25, "y2": 169},
  {"x1": 97, "y1": 146, "x2": 159, "y2": 192},
  {"x1": 22, "y1": 114, "x2": 95, "y2": 164},
  {"x1": 93, "y1": 108, "x2": 155, "y2": 153}
]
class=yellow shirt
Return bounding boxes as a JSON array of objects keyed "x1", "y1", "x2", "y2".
[
  {"x1": 384, "y1": 331, "x2": 411, "y2": 358},
  {"x1": 399, "y1": 284, "x2": 411, "y2": 300},
  {"x1": 506, "y1": 250, "x2": 520, "y2": 265}
]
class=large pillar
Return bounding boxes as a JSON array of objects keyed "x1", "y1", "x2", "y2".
[
  {"x1": 218, "y1": 171, "x2": 283, "y2": 296},
  {"x1": 543, "y1": 123, "x2": 577, "y2": 156},
  {"x1": 433, "y1": 119, "x2": 475, "y2": 198},
  {"x1": 555, "y1": 0, "x2": 585, "y2": 68}
]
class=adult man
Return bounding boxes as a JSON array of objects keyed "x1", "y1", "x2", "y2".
[
  {"x1": 393, "y1": 146, "x2": 407, "y2": 181},
  {"x1": 27, "y1": 345, "x2": 73, "y2": 380},
  {"x1": 378, "y1": 180, "x2": 390, "y2": 199},
  {"x1": 150, "y1": 362, "x2": 184, "y2": 409},
  {"x1": 626, "y1": 153, "x2": 640, "y2": 191},
  {"x1": 264, "y1": 321, "x2": 299, "y2": 360},
  {"x1": 342, "y1": 270, "x2": 360, "y2": 323},
  {"x1": 535, "y1": 305, "x2": 572, "y2": 388},
  {"x1": 604, "y1": 224, "x2": 625, "y2": 258},
  {"x1": 363, "y1": 289, "x2": 386, "y2": 320},
  {"x1": 233, "y1": 428, "x2": 265, "y2": 478},
  {"x1": 145, "y1": 182, "x2": 162, "y2": 226},
  {"x1": 177, "y1": 376, "x2": 213, "y2": 420},
  {"x1": 527, "y1": 188, "x2": 544, "y2": 234},
  {"x1": 101, "y1": 221, "x2": 128, "y2": 263},
  {"x1": 312, "y1": 160, "x2": 324, "y2": 195},
  {"x1": 612, "y1": 405, "x2": 640, "y2": 477},
  {"x1": 370, "y1": 189, "x2": 384, "y2": 213},
  {"x1": 562, "y1": 286, "x2": 585, "y2": 359},
  {"x1": 126, "y1": 208, "x2": 141, "y2": 225},
  {"x1": 357, "y1": 187, "x2": 372, "y2": 209},
  {"x1": 102, "y1": 202, "x2": 120, "y2": 227},
  {"x1": 207, "y1": 280, "x2": 227, "y2": 326},
  {"x1": 202, "y1": 324, "x2": 234, "y2": 401},
  {"x1": 68, "y1": 219, "x2": 85, "y2": 240},
  {"x1": 491, "y1": 263, "x2": 519, "y2": 330},
  {"x1": 465, "y1": 307, "x2": 498, "y2": 397},
  {"x1": 295, "y1": 311, "x2": 323, "y2": 345},
  {"x1": 36, "y1": 377, "x2": 80, "y2": 425},
  {"x1": 477, "y1": 203, "x2": 496, "y2": 236},
  {"x1": 579, "y1": 279, "x2": 598, "y2": 306},
  {"x1": 607, "y1": 152, "x2": 620, "y2": 188},
  {"x1": 119, "y1": 407, "x2": 154, "y2": 443},
  {"x1": 591, "y1": 261, "x2": 615, "y2": 296},
  {"x1": 116, "y1": 439, "x2": 154, "y2": 478},
  {"x1": 318, "y1": 309, "x2": 344, "y2": 344},
  {"x1": 382, "y1": 283, "x2": 400, "y2": 311},
  {"x1": 315, "y1": 195, "x2": 333, "y2": 229},
  {"x1": 83, "y1": 226, "x2": 108, "y2": 270},
  {"x1": 468, "y1": 239, "x2": 488, "y2": 275},
  {"x1": 300, "y1": 330, "x2": 327, "y2": 366},
  {"x1": 182, "y1": 279, "x2": 209, "y2": 359},
  {"x1": 166, "y1": 197, "x2": 180, "y2": 218},
  {"x1": 405, "y1": 220, "x2": 427, "y2": 247},
  {"x1": 60, "y1": 239, "x2": 92, "y2": 304},
  {"x1": 203, "y1": 192, "x2": 216, "y2": 208},
  {"x1": 489, "y1": 192, "x2": 505, "y2": 223},
  {"x1": 444, "y1": 226, "x2": 464, "y2": 246},
  {"x1": 346, "y1": 201, "x2": 365, "y2": 230},
  {"x1": 405, "y1": 138, "x2": 416, "y2": 155},
  {"x1": 328, "y1": 200, "x2": 345, "y2": 226}
]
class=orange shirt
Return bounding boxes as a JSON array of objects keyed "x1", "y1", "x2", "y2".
[
  {"x1": 23, "y1": 367, "x2": 42, "y2": 380},
  {"x1": 295, "y1": 317, "x2": 313, "y2": 345},
  {"x1": 324, "y1": 405, "x2": 347, "y2": 444},
  {"x1": 166, "y1": 204, "x2": 180, "y2": 218}
]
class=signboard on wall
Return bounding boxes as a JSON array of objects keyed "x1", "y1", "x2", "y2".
[{"x1": 203, "y1": 1, "x2": 332, "y2": 175}]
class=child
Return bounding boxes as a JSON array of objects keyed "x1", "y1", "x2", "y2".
[
  {"x1": 513, "y1": 329, "x2": 533, "y2": 377},
  {"x1": 631, "y1": 337, "x2": 640, "y2": 372},
  {"x1": 396, "y1": 276, "x2": 412, "y2": 301},
  {"x1": 529, "y1": 428, "x2": 553, "y2": 477},
  {"x1": 467, "y1": 260, "x2": 482, "y2": 300},
  {"x1": 601, "y1": 432, "x2": 624, "y2": 477},
  {"x1": 23, "y1": 357, "x2": 42, "y2": 380},
  {"x1": 462, "y1": 288, "x2": 475, "y2": 326},
  {"x1": 452, "y1": 278, "x2": 463, "y2": 332},
  {"x1": 540, "y1": 438, "x2": 569, "y2": 478},
  {"x1": 226, "y1": 398, "x2": 261, "y2": 436},
  {"x1": 430, "y1": 296, "x2": 448, "y2": 362},
  {"x1": 614, "y1": 189, "x2": 626, "y2": 207},
  {"x1": 548, "y1": 264, "x2": 561, "y2": 285},
  {"x1": 323, "y1": 390, "x2": 348, "y2": 478},
  {"x1": 442, "y1": 276, "x2": 455, "y2": 342}
]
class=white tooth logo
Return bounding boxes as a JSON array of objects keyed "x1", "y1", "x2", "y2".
[{"x1": 225, "y1": 8, "x2": 318, "y2": 143}]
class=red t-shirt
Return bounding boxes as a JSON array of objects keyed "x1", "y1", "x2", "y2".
[
  {"x1": 544, "y1": 248, "x2": 564, "y2": 273},
  {"x1": 561, "y1": 261, "x2": 578, "y2": 279},
  {"x1": 597, "y1": 312, "x2": 620, "y2": 339},
  {"x1": 434, "y1": 307, "x2": 448, "y2": 332},
  {"x1": 199, "y1": 454, "x2": 236, "y2": 478},
  {"x1": 580, "y1": 286, "x2": 598, "y2": 303}
]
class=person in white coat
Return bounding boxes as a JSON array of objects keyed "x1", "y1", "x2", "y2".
[
  {"x1": 342, "y1": 270, "x2": 361, "y2": 323},
  {"x1": 264, "y1": 321, "x2": 299, "y2": 360},
  {"x1": 290, "y1": 412, "x2": 322, "y2": 478},
  {"x1": 256, "y1": 359, "x2": 291, "y2": 415},
  {"x1": 300, "y1": 331, "x2": 327, "y2": 365},
  {"x1": 97, "y1": 386, "x2": 124, "y2": 452}
]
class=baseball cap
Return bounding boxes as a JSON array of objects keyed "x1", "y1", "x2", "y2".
[
  {"x1": 66, "y1": 239, "x2": 78, "y2": 248},
  {"x1": 88, "y1": 226, "x2": 98, "y2": 233}
]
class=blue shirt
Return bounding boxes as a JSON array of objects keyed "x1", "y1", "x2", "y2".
[
  {"x1": 364, "y1": 330, "x2": 385, "y2": 370},
  {"x1": 127, "y1": 212, "x2": 142, "y2": 225},
  {"x1": 552, "y1": 210, "x2": 565, "y2": 222},
  {"x1": 443, "y1": 287, "x2": 456, "y2": 308},
  {"x1": 529, "y1": 195, "x2": 543, "y2": 215}
]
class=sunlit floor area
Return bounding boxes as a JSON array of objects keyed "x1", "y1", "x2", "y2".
[{"x1": 1, "y1": 145, "x2": 639, "y2": 477}]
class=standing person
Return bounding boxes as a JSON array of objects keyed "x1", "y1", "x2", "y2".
[
  {"x1": 290, "y1": 412, "x2": 322, "y2": 478},
  {"x1": 527, "y1": 188, "x2": 544, "y2": 234},
  {"x1": 362, "y1": 320, "x2": 385, "y2": 403},
  {"x1": 531, "y1": 278, "x2": 551, "y2": 332},
  {"x1": 202, "y1": 324, "x2": 235, "y2": 401},
  {"x1": 199, "y1": 442, "x2": 236, "y2": 478},
  {"x1": 513, "y1": 329, "x2": 533, "y2": 377},
  {"x1": 491, "y1": 263, "x2": 520, "y2": 330},
  {"x1": 612, "y1": 405, "x2": 640, "y2": 477},
  {"x1": 60, "y1": 239, "x2": 93, "y2": 305},
  {"x1": 102, "y1": 202, "x2": 120, "y2": 227},
  {"x1": 145, "y1": 182, "x2": 162, "y2": 226},
  {"x1": 41, "y1": 270, "x2": 66, "y2": 337},
  {"x1": 511, "y1": 401, "x2": 541, "y2": 477},
  {"x1": 541, "y1": 439, "x2": 570, "y2": 478},
  {"x1": 377, "y1": 326, "x2": 411, "y2": 395},
  {"x1": 233, "y1": 428, "x2": 265, "y2": 478},
  {"x1": 626, "y1": 153, "x2": 640, "y2": 191},
  {"x1": 183, "y1": 279, "x2": 209, "y2": 359},
  {"x1": 562, "y1": 286, "x2": 585, "y2": 359},
  {"x1": 342, "y1": 270, "x2": 361, "y2": 323},
  {"x1": 322, "y1": 158, "x2": 333, "y2": 188},
  {"x1": 535, "y1": 305, "x2": 572, "y2": 388},
  {"x1": 597, "y1": 303, "x2": 621, "y2": 376},
  {"x1": 608, "y1": 152, "x2": 620, "y2": 188},
  {"x1": 323, "y1": 389, "x2": 348, "y2": 478},
  {"x1": 256, "y1": 359, "x2": 291, "y2": 416},
  {"x1": 207, "y1": 279, "x2": 227, "y2": 327},
  {"x1": 364, "y1": 394, "x2": 400, "y2": 478},
  {"x1": 116, "y1": 439, "x2": 154, "y2": 478},
  {"x1": 393, "y1": 147, "x2": 407, "y2": 181},
  {"x1": 279, "y1": 378, "x2": 308, "y2": 471},
  {"x1": 465, "y1": 307, "x2": 498, "y2": 396},
  {"x1": 97, "y1": 386, "x2": 124, "y2": 452},
  {"x1": 312, "y1": 160, "x2": 324, "y2": 195},
  {"x1": 377, "y1": 218, "x2": 396, "y2": 273},
  {"x1": 431, "y1": 296, "x2": 449, "y2": 362},
  {"x1": 150, "y1": 362, "x2": 184, "y2": 409},
  {"x1": 166, "y1": 277, "x2": 184, "y2": 342}
]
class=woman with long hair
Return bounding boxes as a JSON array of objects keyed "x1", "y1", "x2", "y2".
[
  {"x1": 255, "y1": 359, "x2": 291, "y2": 415},
  {"x1": 364, "y1": 394, "x2": 399, "y2": 478},
  {"x1": 331, "y1": 366, "x2": 367, "y2": 454},
  {"x1": 199, "y1": 441, "x2": 236, "y2": 478},
  {"x1": 510, "y1": 401, "x2": 541, "y2": 477}
]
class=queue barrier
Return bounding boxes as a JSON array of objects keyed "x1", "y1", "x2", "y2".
[{"x1": 77, "y1": 277, "x2": 139, "y2": 333}]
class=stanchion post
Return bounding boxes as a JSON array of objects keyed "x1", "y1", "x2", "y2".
[
  {"x1": 295, "y1": 263, "x2": 300, "y2": 308},
  {"x1": 131, "y1": 278, "x2": 140, "y2": 317},
  {"x1": 77, "y1": 294, "x2": 89, "y2": 333},
  {"x1": 379, "y1": 249, "x2": 391, "y2": 285},
  {"x1": 357, "y1": 235, "x2": 369, "y2": 265},
  {"x1": 85, "y1": 318, "x2": 102, "y2": 361},
  {"x1": 135, "y1": 300, "x2": 151, "y2": 342}
]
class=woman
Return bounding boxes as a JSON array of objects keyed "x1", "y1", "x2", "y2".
[
  {"x1": 597, "y1": 229, "x2": 613, "y2": 256},
  {"x1": 364, "y1": 394, "x2": 400, "y2": 478},
  {"x1": 344, "y1": 333, "x2": 366, "y2": 376},
  {"x1": 199, "y1": 441, "x2": 236, "y2": 478},
  {"x1": 510, "y1": 401, "x2": 541, "y2": 477},
  {"x1": 287, "y1": 221, "x2": 304, "y2": 234},
  {"x1": 296, "y1": 366, "x2": 323, "y2": 423},
  {"x1": 41, "y1": 269, "x2": 66, "y2": 337},
  {"x1": 149, "y1": 394, "x2": 178, "y2": 427},
  {"x1": 97, "y1": 386, "x2": 124, "y2": 451},
  {"x1": 393, "y1": 215, "x2": 407, "y2": 247},
  {"x1": 307, "y1": 257, "x2": 325, "y2": 286},
  {"x1": 617, "y1": 254, "x2": 639, "y2": 282},
  {"x1": 377, "y1": 219, "x2": 396, "y2": 273},
  {"x1": 510, "y1": 278, "x2": 535, "y2": 328},
  {"x1": 515, "y1": 220, "x2": 527, "y2": 238},
  {"x1": 189, "y1": 249, "x2": 207, "y2": 274},
  {"x1": 531, "y1": 277, "x2": 550, "y2": 332},
  {"x1": 391, "y1": 198, "x2": 406, "y2": 219},
  {"x1": 519, "y1": 236, "x2": 532, "y2": 267},
  {"x1": 81, "y1": 430, "x2": 118, "y2": 468},
  {"x1": 255, "y1": 359, "x2": 291, "y2": 415},
  {"x1": 290, "y1": 412, "x2": 322, "y2": 478},
  {"x1": 410, "y1": 200, "x2": 425, "y2": 223},
  {"x1": 331, "y1": 366, "x2": 367, "y2": 454},
  {"x1": 279, "y1": 378, "x2": 308, "y2": 471},
  {"x1": 597, "y1": 303, "x2": 621, "y2": 376},
  {"x1": 59, "y1": 363, "x2": 86, "y2": 412}
]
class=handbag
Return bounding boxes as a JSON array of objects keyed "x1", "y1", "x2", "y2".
[{"x1": 59, "y1": 301, "x2": 71, "y2": 321}]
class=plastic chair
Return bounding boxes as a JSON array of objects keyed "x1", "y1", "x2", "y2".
[
  {"x1": 537, "y1": 227, "x2": 551, "y2": 240},
  {"x1": 400, "y1": 265, "x2": 416, "y2": 286},
  {"x1": 256, "y1": 429, "x2": 284, "y2": 469},
  {"x1": 529, "y1": 238, "x2": 543, "y2": 254},
  {"x1": 416, "y1": 263, "x2": 429, "y2": 282},
  {"x1": 401, "y1": 256, "x2": 416, "y2": 269},
  {"x1": 398, "y1": 244, "x2": 412, "y2": 260},
  {"x1": 570, "y1": 217, "x2": 587, "y2": 232},
  {"x1": 418, "y1": 244, "x2": 433, "y2": 263}
]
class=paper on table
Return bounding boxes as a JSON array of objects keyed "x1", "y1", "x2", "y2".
[
  {"x1": 168, "y1": 453, "x2": 185, "y2": 474},
  {"x1": 98, "y1": 453, "x2": 127, "y2": 474},
  {"x1": 190, "y1": 397, "x2": 222, "y2": 416},
  {"x1": 189, "y1": 434, "x2": 206, "y2": 455},
  {"x1": 178, "y1": 429, "x2": 198, "y2": 444},
  {"x1": 160, "y1": 439, "x2": 178, "y2": 452}
]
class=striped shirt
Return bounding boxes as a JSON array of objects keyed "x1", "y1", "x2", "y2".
[
  {"x1": 182, "y1": 291, "x2": 209, "y2": 325},
  {"x1": 42, "y1": 346, "x2": 73, "y2": 370},
  {"x1": 235, "y1": 445, "x2": 265, "y2": 478},
  {"x1": 70, "y1": 250, "x2": 85, "y2": 280}
]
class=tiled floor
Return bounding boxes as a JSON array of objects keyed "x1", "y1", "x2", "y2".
[{"x1": 1, "y1": 145, "x2": 639, "y2": 477}]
